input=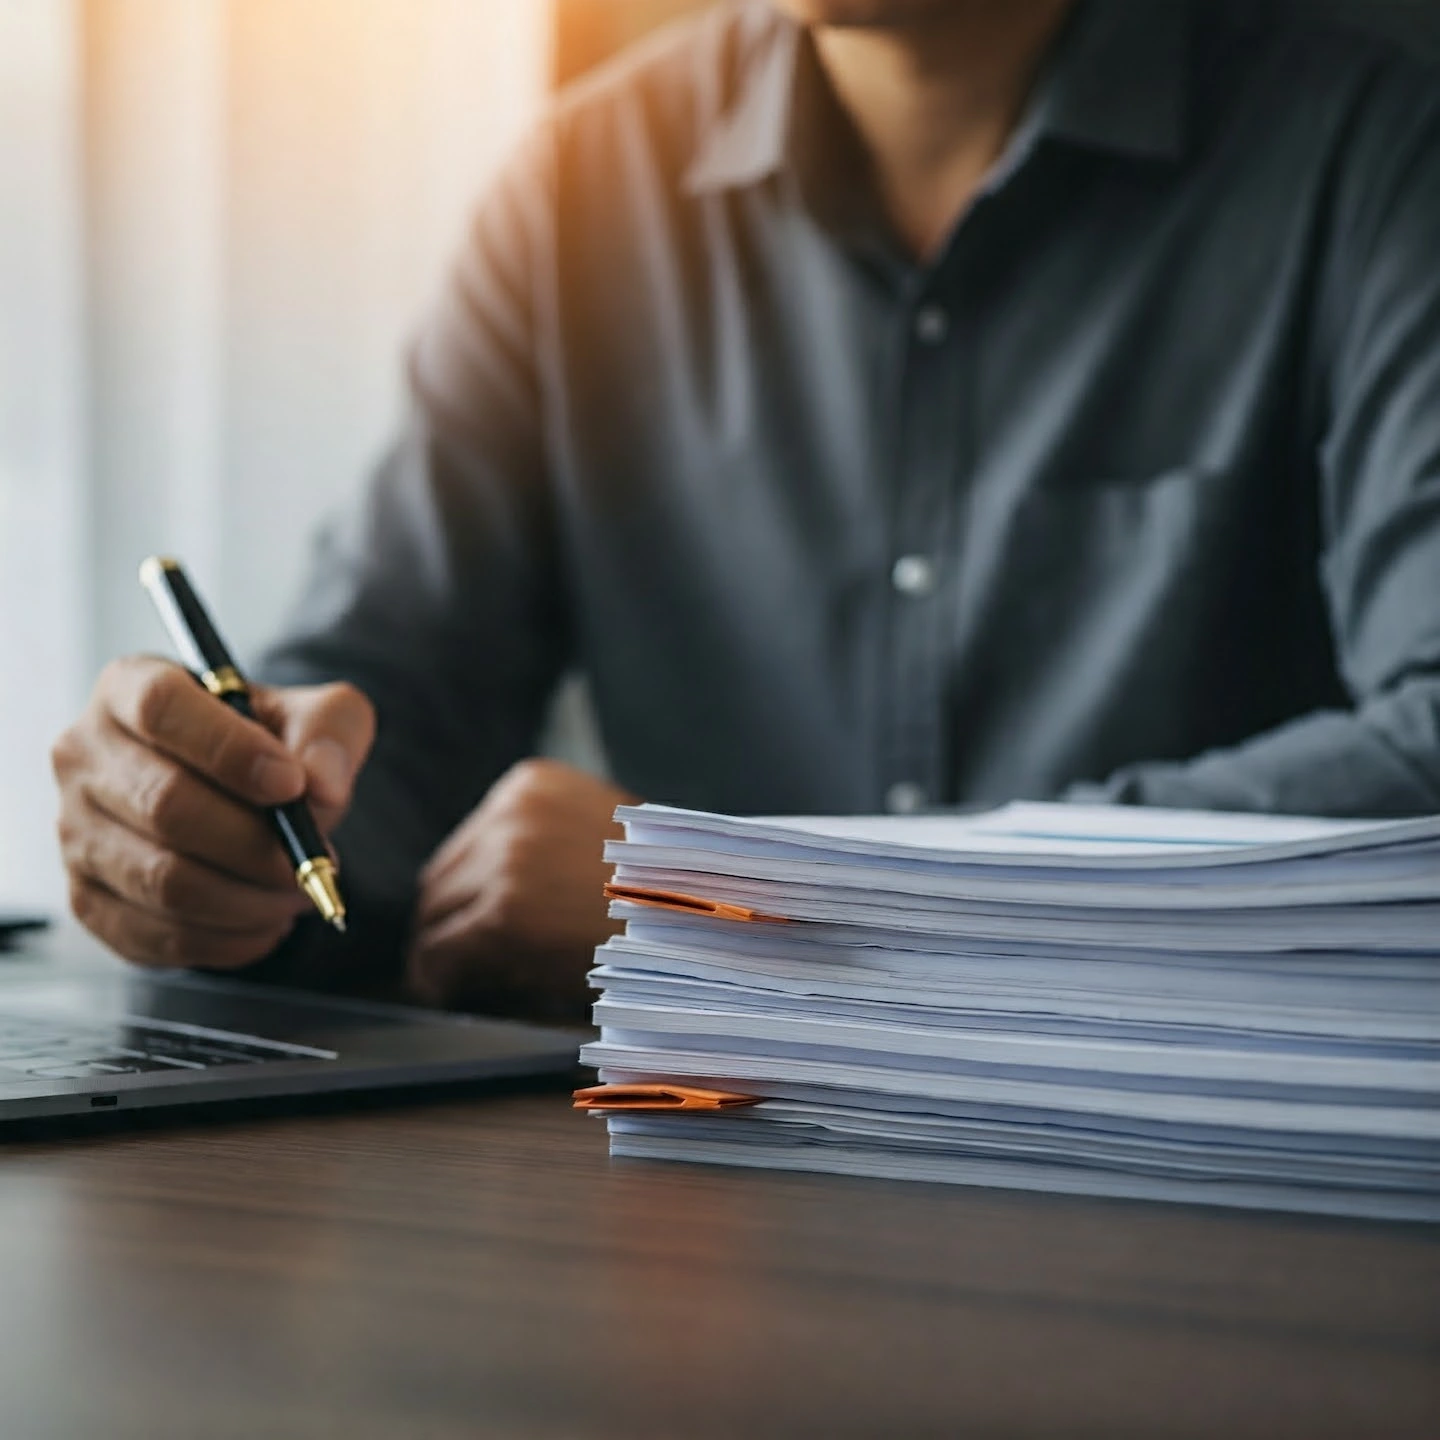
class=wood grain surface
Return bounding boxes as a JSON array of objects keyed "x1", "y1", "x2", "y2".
[{"x1": 0, "y1": 1083, "x2": 1435, "y2": 1440}]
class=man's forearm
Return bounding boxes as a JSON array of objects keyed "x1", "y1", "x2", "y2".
[{"x1": 1074, "y1": 676, "x2": 1440, "y2": 816}]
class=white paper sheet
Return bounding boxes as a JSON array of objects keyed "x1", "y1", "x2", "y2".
[{"x1": 587, "y1": 800, "x2": 1440, "y2": 1218}]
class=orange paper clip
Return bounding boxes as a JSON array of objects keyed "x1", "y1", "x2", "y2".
[
  {"x1": 573, "y1": 1084, "x2": 760, "y2": 1112},
  {"x1": 604, "y1": 883, "x2": 786, "y2": 923}
]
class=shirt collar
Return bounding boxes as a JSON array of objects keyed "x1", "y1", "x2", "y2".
[
  {"x1": 1037, "y1": 0, "x2": 1191, "y2": 162},
  {"x1": 683, "y1": 0, "x2": 1192, "y2": 197},
  {"x1": 683, "y1": 15, "x2": 799, "y2": 195}
]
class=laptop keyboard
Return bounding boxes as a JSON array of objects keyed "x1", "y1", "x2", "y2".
[{"x1": 0, "y1": 1014, "x2": 332, "y2": 1080}]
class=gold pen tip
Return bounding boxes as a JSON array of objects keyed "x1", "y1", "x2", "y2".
[{"x1": 297, "y1": 856, "x2": 346, "y2": 931}]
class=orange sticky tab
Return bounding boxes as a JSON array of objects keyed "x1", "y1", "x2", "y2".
[
  {"x1": 604, "y1": 883, "x2": 785, "y2": 923},
  {"x1": 573, "y1": 1084, "x2": 760, "y2": 1113}
]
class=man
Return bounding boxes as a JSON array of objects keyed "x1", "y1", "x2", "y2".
[{"x1": 51, "y1": 0, "x2": 1440, "y2": 1018}]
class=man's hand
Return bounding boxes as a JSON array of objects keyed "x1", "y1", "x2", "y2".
[
  {"x1": 52, "y1": 656, "x2": 375, "y2": 970},
  {"x1": 406, "y1": 759, "x2": 635, "y2": 1020}
]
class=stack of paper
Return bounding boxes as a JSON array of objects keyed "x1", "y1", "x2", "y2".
[{"x1": 579, "y1": 803, "x2": 1440, "y2": 1220}]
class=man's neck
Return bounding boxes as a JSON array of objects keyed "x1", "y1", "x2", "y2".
[{"x1": 812, "y1": 1, "x2": 1076, "y2": 260}]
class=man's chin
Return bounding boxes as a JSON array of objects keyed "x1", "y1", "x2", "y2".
[{"x1": 772, "y1": 0, "x2": 1000, "y2": 27}]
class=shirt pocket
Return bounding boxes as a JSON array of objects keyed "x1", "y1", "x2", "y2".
[
  {"x1": 961, "y1": 465, "x2": 1241, "y2": 745},
  {"x1": 998, "y1": 465, "x2": 1228, "y2": 618}
]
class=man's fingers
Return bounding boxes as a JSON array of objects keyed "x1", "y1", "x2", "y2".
[
  {"x1": 56, "y1": 661, "x2": 376, "y2": 972},
  {"x1": 412, "y1": 856, "x2": 484, "y2": 933},
  {"x1": 101, "y1": 659, "x2": 376, "y2": 827},
  {"x1": 68, "y1": 873, "x2": 295, "y2": 971},
  {"x1": 407, "y1": 914, "x2": 591, "y2": 1020},
  {"x1": 253, "y1": 681, "x2": 376, "y2": 814},
  {"x1": 101, "y1": 656, "x2": 304, "y2": 806},
  {"x1": 59, "y1": 795, "x2": 307, "y2": 934},
  {"x1": 409, "y1": 905, "x2": 481, "y2": 967},
  {"x1": 407, "y1": 909, "x2": 523, "y2": 1011},
  {"x1": 81, "y1": 716, "x2": 295, "y2": 889},
  {"x1": 419, "y1": 824, "x2": 470, "y2": 889}
]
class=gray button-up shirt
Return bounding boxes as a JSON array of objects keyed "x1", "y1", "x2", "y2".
[{"x1": 261, "y1": 0, "x2": 1440, "y2": 943}]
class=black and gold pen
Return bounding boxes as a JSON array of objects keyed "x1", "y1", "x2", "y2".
[{"x1": 139, "y1": 556, "x2": 347, "y2": 932}]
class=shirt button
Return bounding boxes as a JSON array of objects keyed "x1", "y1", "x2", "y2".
[
  {"x1": 914, "y1": 303, "x2": 949, "y2": 344},
  {"x1": 885, "y1": 781, "x2": 927, "y2": 815},
  {"x1": 891, "y1": 554, "x2": 937, "y2": 597}
]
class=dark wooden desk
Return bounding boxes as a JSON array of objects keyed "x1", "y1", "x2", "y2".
[{"x1": 0, "y1": 1080, "x2": 1436, "y2": 1440}]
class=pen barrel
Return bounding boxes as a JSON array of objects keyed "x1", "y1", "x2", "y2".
[
  {"x1": 271, "y1": 798, "x2": 329, "y2": 871},
  {"x1": 138, "y1": 557, "x2": 239, "y2": 681}
]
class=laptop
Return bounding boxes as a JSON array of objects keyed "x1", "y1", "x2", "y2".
[
  {"x1": 0, "y1": 911, "x2": 50, "y2": 949},
  {"x1": 0, "y1": 965, "x2": 580, "y2": 1123}
]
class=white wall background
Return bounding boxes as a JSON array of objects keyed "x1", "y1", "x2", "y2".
[
  {"x1": 0, "y1": 1, "x2": 89, "y2": 913},
  {"x1": 0, "y1": 0, "x2": 549, "y2": 908}
]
